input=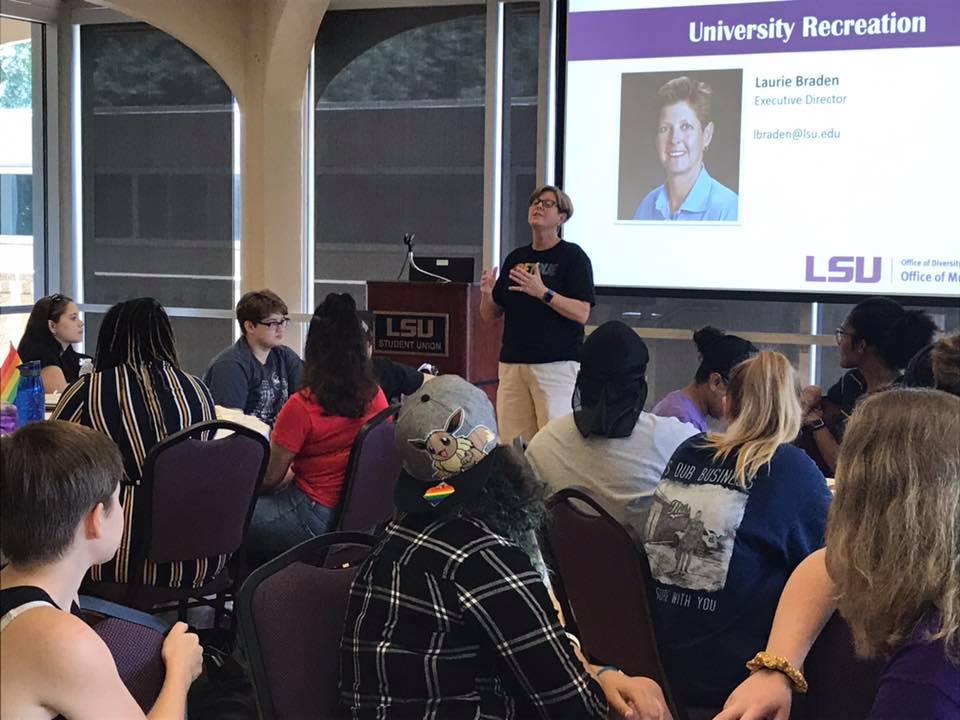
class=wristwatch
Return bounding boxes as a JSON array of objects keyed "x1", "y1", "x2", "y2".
[
  {"x1": 542, "y1": 289, "x2": 555, "y2": 304},
  {"x1": 806, "y1": 418, "x2": 826, "y2": 432}
]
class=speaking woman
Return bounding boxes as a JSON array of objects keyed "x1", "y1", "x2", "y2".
[{"x1": 479, "y1": 185, "x2": 595, "y2": 445}]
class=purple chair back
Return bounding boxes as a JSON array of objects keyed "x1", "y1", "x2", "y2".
[
  {"x1": 545, "y1": 487, "x2": 684, "y2": 720},
  {"x1": 141, "y1": 421, "x2": 269, "y2": 563},
  {"x1": 237, "y1": 531, "x2": 379, "y2": 720},
  {"x1": 800, "y1": 613, "x2": 885, "y2": 719},
  {"x1": 337, "y1": 404, "x2": 402, "y2": 532}
]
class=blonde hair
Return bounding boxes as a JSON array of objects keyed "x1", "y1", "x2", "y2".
[
  {"x1": 932, "y1": 333, "x2": 960, "y2": 396},
  {"x1": 826, "y1": 389, "x2": 960, "y2": 663},
  {"x1": 704, "y1": 351, "x2": 802, "y2": 488}
]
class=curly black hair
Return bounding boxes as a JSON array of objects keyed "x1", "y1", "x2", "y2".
[
  {"x1": 435, "y1": 444, "x2": 548, "y2": 561},
  {"x1": 847, "y1": 297, "x2": 938, "y2": 370}
]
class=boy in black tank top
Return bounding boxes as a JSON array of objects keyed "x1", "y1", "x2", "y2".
[{"x1": 1, "y1": 421, "x2": 203, "y2": 720}]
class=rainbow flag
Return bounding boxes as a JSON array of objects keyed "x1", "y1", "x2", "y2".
[{"x1": 1, "y1": 342, "x2": 23, "y2": 403}]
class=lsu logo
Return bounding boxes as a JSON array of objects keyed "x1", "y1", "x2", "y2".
[
  {"x1": 385, "y1": 318, "x2": 435, "y2": 338},
  {"x1": 805, "y1": 256, "x2": 881, "y2": 283}
]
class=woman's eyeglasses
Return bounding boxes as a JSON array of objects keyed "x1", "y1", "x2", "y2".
[
  {"x1": 257, "y1": 317, "x2": 290, "y2": 330},
  {"x1": 530, "y1": 198, "x2": 558, "y2": 209}
]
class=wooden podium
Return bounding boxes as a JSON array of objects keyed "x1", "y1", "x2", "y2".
[{"x1": 367, "y1": 282, "x2": 502, "y2": 397}]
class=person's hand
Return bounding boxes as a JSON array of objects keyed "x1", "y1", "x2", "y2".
[
  {"x1": 801, "y1": 385, "x2": 822, "y2": 413},
  {"x1": 713, "y1": 669, "x2": 792, "y2": 720},
  {"x1": 161, "y1": 621, "x2": 203, "y2": 685},
  {"x1": 802, "y1": 406, "x2": 823, "y2": 427},
  {"x1": 480, "y1": 267, "x2": 499, "y2": 296},
  {"x1": 508, "y1": 262, "x2": 548, "y2": 299},
  {"x1": 597, "y1": 671, "x2": 671, "y2": 720}
]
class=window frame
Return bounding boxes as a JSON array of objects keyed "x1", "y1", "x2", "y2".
[{"x1": 0, "y1": 14, "x2": 56, "y2": 315}]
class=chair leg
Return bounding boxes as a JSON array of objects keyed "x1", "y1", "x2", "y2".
[{"x1": 214, "y1": 591, "x2": 226, "y2": 628}]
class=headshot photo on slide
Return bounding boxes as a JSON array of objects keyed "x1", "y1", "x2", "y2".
[{"x1": 619, "y1": 69, "x2": 743, "y2": 222}]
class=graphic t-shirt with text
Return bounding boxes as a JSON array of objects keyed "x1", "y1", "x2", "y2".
[
  {"x1": 492, "y1": 240, "x2": 595, "y2": 364},
  {"x1": 641, "y1": 435, "x2": 831, "y2": 706}
]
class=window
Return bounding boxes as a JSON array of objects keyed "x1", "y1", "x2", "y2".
[
  {"x1": 500, "y1": 3, "x2": 540, "y2": 257},
  {"x1": 815, "y1": 301, "x2": 959, "y2": 390},
  {"x1": 594, "y1": 293, "x2": 960, "y2": 405},
  {"x1": 596, "y1": 295, "x2": 814, "y2": 407},
  {"x1": 314, "y1": 7, "x2": 487, "y2": 307},
  {"x1": 0, "y1": 17, "x2": 39, "y2": 351},
  {"x1": 80, "y1": 23, "x2": 236, "y2": 373}
]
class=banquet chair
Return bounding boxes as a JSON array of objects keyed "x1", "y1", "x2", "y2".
[
  {"x1": 79, "y1": 595, "x2": 170, "y2": 712},
  {"x1": 236, "y1": 531, "x2": 379, "y2": 720},
  {"x1": 799, "y1": 612, "x2": 885, "y2": 719},
  {"x1": 543, "y1": 487, "x2": 687, "y2": 720},
  {"x1": 82, "y1": 420, "x2": 269, "y2": 625},
  {"x1": 335, "y1": 403, "x2": 402, "y2": 533}
]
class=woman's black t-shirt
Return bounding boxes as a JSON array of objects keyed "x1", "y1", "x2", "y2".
[
  {"x1": 17, "y1": 334, "x2": 83, "y2": 384},
  {"x1": 491, "y1": 240, "x2": 595, "y2": 364}
]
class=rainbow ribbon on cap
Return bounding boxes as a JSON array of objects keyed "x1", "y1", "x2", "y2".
[{"x1": 423, "y1": 481, "x2": 456, "y2": 506}]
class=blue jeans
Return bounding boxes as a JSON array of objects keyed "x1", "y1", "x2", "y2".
[{"x1": 248, "y1": 483, "x2": 335, "y2": 563}]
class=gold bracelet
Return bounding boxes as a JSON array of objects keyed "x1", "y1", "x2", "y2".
[{"x1": 745, "y1": 652, "x2": 808, "y2": 694}]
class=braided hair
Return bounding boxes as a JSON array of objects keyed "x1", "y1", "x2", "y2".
[{"x1": 94, "y1": 298, "x2": 179, "y2": 371}]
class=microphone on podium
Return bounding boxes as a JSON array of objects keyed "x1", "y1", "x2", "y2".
[{"x1": 398, "y1": 232, "x2": 451, "y2": 283}]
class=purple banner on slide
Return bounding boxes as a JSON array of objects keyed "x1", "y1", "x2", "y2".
[{"x1": 568, "y1": 0, "x2": 960, "y2": 61}]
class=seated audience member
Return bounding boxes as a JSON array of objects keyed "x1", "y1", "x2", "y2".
[
  {"x1": 358, "y1": 313, "x2": 434, "y2": 403},
  {"x1": 247, "y1": 294, "x2": 387, "y2": 560},
  {"x1": 932, "y1": 333, "x2": 960, "y2": 396},
  {"x1": 204, "y1": 289, "x2": 303, "y2": 425},
  {"x1": 16, "y1": 294, "x2": 87, "y2": 393},
  {"x1": 372, "y1": 356, "x2": 434, "y2": 403},
  {"x1": 642, "y1": 352, "x2": 831, "y2": 708},
  {"x1": 801, "y1": 296, "x2": 936, "y2": 473},
  {"x1": 51, "y1": 298, "x2": 217, "y2": 589},
  {"x1": 339, "y1": 375, "x2": 670, "y2": 719},
  {"x1": 1, "y1": 421, "x2": 203, "y2": 719},
  {"x1": 652, "y1": 326, "x2": 757, "y2": 432},
  {"x1": 717, "y1": 389, "x2": 959, "y2": 720},
  {"x1": 903, "y1": 342, "x2": 936, "y2": 388},
  {"x1": 527, "y1": 320, "x2": 697, "y2": 530}
]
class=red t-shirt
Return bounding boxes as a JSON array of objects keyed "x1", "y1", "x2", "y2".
[{"x1": 271, "y1": 388, "x2": 388, "y2": 508}]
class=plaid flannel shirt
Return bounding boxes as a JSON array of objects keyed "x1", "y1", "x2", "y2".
[{"x1": 339, "y1": 513, "x2": 607, "y2": 719}]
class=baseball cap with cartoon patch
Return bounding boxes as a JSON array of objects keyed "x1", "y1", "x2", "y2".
[{"x1": 394, "y1": 375, "x2": 499, "y2": 514}]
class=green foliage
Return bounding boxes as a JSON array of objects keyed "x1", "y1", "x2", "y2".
[
  {"x1": 0, "y1": 41, "x2": 32, "y2": 109},
  {"x1": 507, "y1": 11, "x2": 539, "y2": 98},
  {"x1": 322, "y1": 16, "x2": 486, "y2": 103},
  {"x1": 86, "y1": 27, "x2": 230, "y2": 107},
  {"x1": 319, "y1": 10, "x2": 539, "y2": 104}
]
